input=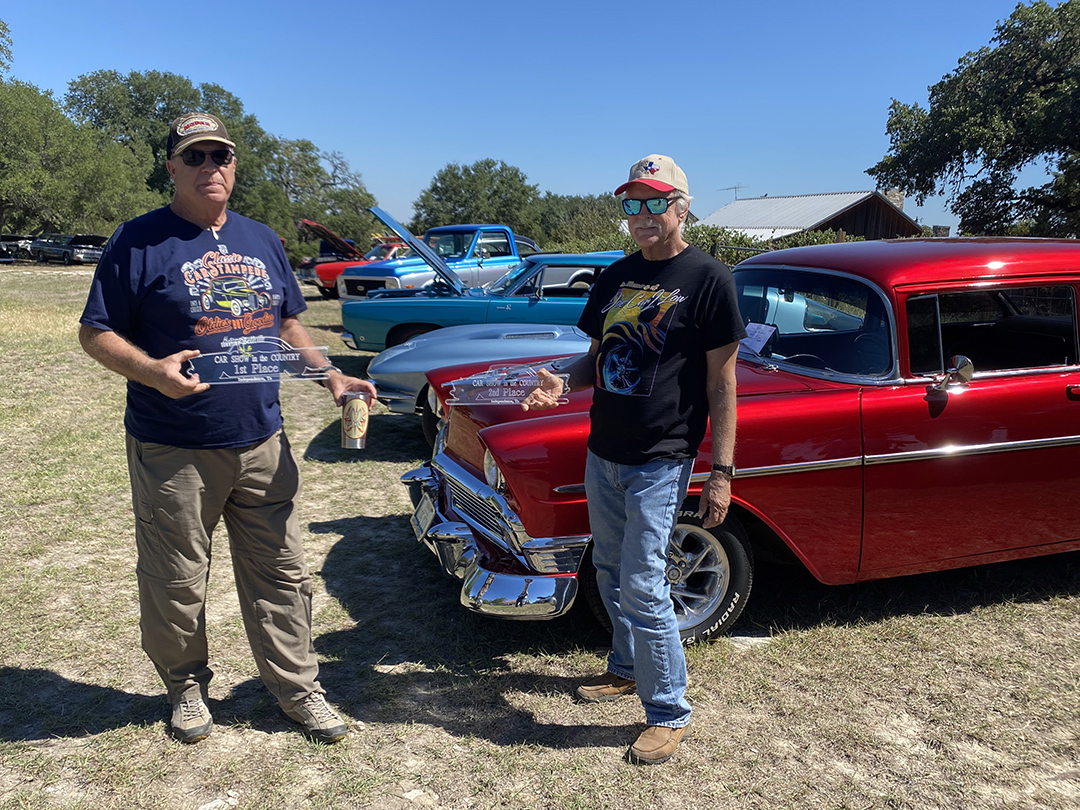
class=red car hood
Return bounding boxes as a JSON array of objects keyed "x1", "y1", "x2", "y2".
[
  {"x1": 298, "y1": 219, "x2": 365, "y2": 260},
  {"x1": 426, "y1": 355, "x2": 818, "y2": 414}
]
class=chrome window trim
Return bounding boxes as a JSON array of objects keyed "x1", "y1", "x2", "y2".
[
  {"x1": 553, "y1": 431, "x2": 1080, "y2": 491},
  {"x1": 734, "y1": 265, "x2": 901, "y2": 384},
  {"x1": 864, "y1": 433, "x2": 1080, "y2": 466}
]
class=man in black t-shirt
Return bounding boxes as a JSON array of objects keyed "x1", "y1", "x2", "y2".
[{"x1": 524, "y1": 155, "x2": 744, "y2": 765}]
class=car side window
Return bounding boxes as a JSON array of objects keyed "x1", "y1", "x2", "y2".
[
  {"x1": 476, "y1": 234, "x2": 512, "y2": 258},
  {"x1": 907, "y1": 285, "x2": 1078, "y2": 375}
]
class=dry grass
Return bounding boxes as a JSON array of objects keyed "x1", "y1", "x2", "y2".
[{"x1": 0, "y1": 264, "x2": 1077, "y2": 809}]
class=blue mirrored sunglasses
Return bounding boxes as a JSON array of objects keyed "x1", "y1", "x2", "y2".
[{"x1": 622, "y1": 197, "x2": 676, "y2": 216}]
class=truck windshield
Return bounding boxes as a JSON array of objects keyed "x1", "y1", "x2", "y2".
[{"x1": 423, "y1": 230, "x2": 478, "y2": 260}]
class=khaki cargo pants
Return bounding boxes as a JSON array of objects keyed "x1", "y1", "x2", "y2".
[{"x1": 126, "y1": 429, "x2": 321, "y2": 711}]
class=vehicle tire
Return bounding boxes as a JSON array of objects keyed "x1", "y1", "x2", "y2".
[
  {"x1": 62, "y1": 252, "x2": 72, "y2": 266},
  {"x1": 36, "y1": 251, "x2": 47, "y2": 263},
  {"x1": 578, "y1": 510, "x2": 753, "y2": 645},
  {"x1": 420, "y1": 385, "x2": 440, "y2": 447},
  {"x1": 387, "y1": 324, "x2": 437, "y2": 348},
  {"x1": 317, "y1": 286, "x2": 339, "y2": 299}
]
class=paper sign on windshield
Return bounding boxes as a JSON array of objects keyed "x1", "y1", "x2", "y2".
[{"x1": 741, "y1": 322, "x2": 776, "y2": 354}]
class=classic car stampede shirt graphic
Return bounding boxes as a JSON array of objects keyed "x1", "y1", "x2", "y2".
[
  {"x1": 598, "y1": 283, "x2": 685, "y2": 395},
  {"x1": 183, "y1": 246, "x2": 278, "y2": 341}
]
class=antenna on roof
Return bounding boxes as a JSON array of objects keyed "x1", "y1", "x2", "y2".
[{"x1": 718, "y1": 184, "x2": 750, "y2": 201}]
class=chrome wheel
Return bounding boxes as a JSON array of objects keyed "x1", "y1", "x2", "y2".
[{"x1": 667, "y1": 522, "x2": 731, "y2": 628}]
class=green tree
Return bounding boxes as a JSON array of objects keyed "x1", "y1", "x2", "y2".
[
  {"x1": 535, "y1": 192, "x2": 623, "y2": 244},
  {"x1": 0, "y1": 18, "x2": 12, "y2": 77},
  {"x1": 868, "y1": 0, "x2": 1080, "y2": 236},
  {"x1": 0, "y1": 80, "x2": 160, "y2": 235},
  {"x1": 411, "y1": 159, "x2": 542, "y2": 239},
  {"x1": 63, "y1": 70, "x2": 376, "y2": 262}
]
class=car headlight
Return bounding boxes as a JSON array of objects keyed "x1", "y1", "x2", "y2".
[
  {"x1": 427, "y1": 384, "x2": 444, "y2": 419},
  {"x1": 483, "y1": 449, "x2": 506, "y2": 494}
]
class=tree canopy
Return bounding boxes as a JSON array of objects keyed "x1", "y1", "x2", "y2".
[
  {"x1": 0, "y1": 19, "x2": 12, "y2": 77},
  {"x1": 868, "y1": 0, "x2": 1080, "y2": 236},
  {"x1": 0, "y1": 80, "x2": 161, "y2": 235},
  {"x1": 411, "y1": 159, "x2": 544, "y2": 238}
]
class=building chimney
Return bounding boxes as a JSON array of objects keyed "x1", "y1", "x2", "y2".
[{"x1": 883, "y1": 188, "x2": 905, "y2": 211}]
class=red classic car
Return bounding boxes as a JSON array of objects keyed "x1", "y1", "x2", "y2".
[
  {"x1": 402, "y1": 238, "x2": 1080, "y2": 643},
  {"x1": 296, "y1": 219, "x2": 408, "y2": 299}
]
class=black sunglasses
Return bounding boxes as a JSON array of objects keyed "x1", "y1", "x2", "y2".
[
  {"x1": 179, "y1": 148, "x2": 235, "y2": 167},
  {"x1": 622, "y1": 197, "x2": 677, "y2": 216}
]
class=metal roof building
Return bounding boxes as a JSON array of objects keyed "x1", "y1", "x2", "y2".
[{"x1": 697, "y1": 190, "x2": 922, "y2": 241}]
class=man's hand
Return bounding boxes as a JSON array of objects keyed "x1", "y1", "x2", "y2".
[
  {"x1": 520, "y1": 368, "x2": 564, "y2": 411},
  {"x1": 696, "y1": 471, "x2": 732, "y2": 529},
  {"x1": 323, "y1": 372, "x2": 378, "y2": 407},
  {"x1": 149, "y1": 349, "x2": 211, "y2": 399}
]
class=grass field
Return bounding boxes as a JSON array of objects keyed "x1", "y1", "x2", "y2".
[{"x1": 0, "y1": 264, "x2": 1077, "y2": 809}]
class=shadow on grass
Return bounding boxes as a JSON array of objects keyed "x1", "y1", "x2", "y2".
[
  {"x1": 738, "y1": 549, "x2": 1080, "y2": 635},
  {"x1": 4, "y1": 504, "x2": 1074, "y2": 746},
  {"x1": 305, "y1": 514, "x2": 631, "y2": 749}
]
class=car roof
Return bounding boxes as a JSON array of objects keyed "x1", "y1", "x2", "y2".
[
  {"x1": 527, "y1": 251, "x2": 623, "y2": 266},
  {"x1": 425, "y1": 224, "x2": 492, "y2": 233},
  {"x1": 736, "y1": 237, "x2": 1080, "y2": 289}
]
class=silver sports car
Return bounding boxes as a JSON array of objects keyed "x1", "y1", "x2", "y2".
[{"x1": 366, "y1": 322, "x2": 590, "y2": 445}]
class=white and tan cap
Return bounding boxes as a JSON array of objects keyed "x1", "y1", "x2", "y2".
[
  {"x1": 613, "y1": 154, "x2": 689, "y2": 196},
  {"x1": 167, "y1": 112, "x2": 236, "y2": 158}
]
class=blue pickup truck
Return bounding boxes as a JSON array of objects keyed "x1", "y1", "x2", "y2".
[{"x1": 336, "y1": 215, "x2": 539, "y2": 300}]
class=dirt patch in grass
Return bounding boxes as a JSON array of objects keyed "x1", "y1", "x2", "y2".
[{"x1": 1, "y1": 266, "x2": 1077, "y2": 809}]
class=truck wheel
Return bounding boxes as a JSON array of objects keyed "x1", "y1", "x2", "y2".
[
  {"x1": 578, "y1": 511, "x2": 753, "y2": 644},
  {"x1": 63, "y1": 252, "x2": 72, "y2": 265}
]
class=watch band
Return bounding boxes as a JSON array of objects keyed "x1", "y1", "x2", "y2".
[{"x1": 712, "y1": 463, "x2": 736, "y2": 479}]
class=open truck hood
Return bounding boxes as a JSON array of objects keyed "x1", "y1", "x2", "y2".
[{"x1": 368, "y1": 207, "x2": 466, "y2": 295}]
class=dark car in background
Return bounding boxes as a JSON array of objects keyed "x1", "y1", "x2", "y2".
[{"x1": 30, "y1": 234, "x2": 108, "y2": 264}]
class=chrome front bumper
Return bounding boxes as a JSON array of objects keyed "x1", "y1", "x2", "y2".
[{"x1": 401, "y1": 463, "x2": 585, "y2": 621}]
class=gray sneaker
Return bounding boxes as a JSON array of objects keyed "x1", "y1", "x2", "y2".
[
  {"x1": 170, "y1": 698, "x2": 213, "y2": 743},
  {"x1": 282, "y1": 693, "x2": 348, "y2": 743}
]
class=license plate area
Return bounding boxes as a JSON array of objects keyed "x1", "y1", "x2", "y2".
[{"x1": 410, "y1": 492, "x2": 437, "y2": 540}]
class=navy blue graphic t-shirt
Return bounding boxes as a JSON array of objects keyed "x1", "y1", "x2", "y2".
[
  {"x1": 577, "y1": 245, "x2": 746, "y2": 464},
  {"x1": 81, "y1": 207, "x2": 307, "y2": 448}
]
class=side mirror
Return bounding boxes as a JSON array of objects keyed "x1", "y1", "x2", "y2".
[{"x1": 932, "y1": 355, "x2": 974, "y2": 392}]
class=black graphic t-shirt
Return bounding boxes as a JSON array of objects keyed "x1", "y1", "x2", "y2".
[
  {"x1": 577, "y1": 245, "x2": 746, "y2": 464},
  {"x1": 81, "y1": 207, "x2": 307, "y2": 448}
]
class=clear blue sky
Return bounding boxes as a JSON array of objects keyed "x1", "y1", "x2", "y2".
[{"x1": 2, "y1": 0, "x2": 1040, "y2": 233}]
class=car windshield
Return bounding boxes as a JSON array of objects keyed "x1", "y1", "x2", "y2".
[
  {"x1": 423, "y1": 230, "x2": 478, "y2": 259},
  {"x1": 735, "y1": 268, "x2": 893, "y2": 376},
  {"x1": 485, "y1": 259, "x2": 538, "y2": 296},
  {"x1": 365, "y1": 243, "x2": 402, "y2": 261}
]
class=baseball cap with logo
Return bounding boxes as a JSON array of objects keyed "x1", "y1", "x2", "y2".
[
  {"x1": 167, "y1": 113, "x2": 236, "y2": 159},
  {"x1": 613, "y1": 154, "x2": 689, "y2": 196}
]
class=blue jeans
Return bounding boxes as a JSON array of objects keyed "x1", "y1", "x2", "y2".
[{"x1": 585, "y1": 450, "x2": 694, "y2": 728}]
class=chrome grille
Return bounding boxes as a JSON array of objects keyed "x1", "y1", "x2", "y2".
[
  {"x1": 445, "y1": 474, "x2": 505, "y2": 540},
  {"x1": 341, "y1": 279, "x2": 388, "y2": 298}
]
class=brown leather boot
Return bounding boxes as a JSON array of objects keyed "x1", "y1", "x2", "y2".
[
  {"x1": 627, "y1": 723, "x2": 691, "y2": 765},
  {"x1": 574, "y1": 671, "x2": 636, "y2": 703}
]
